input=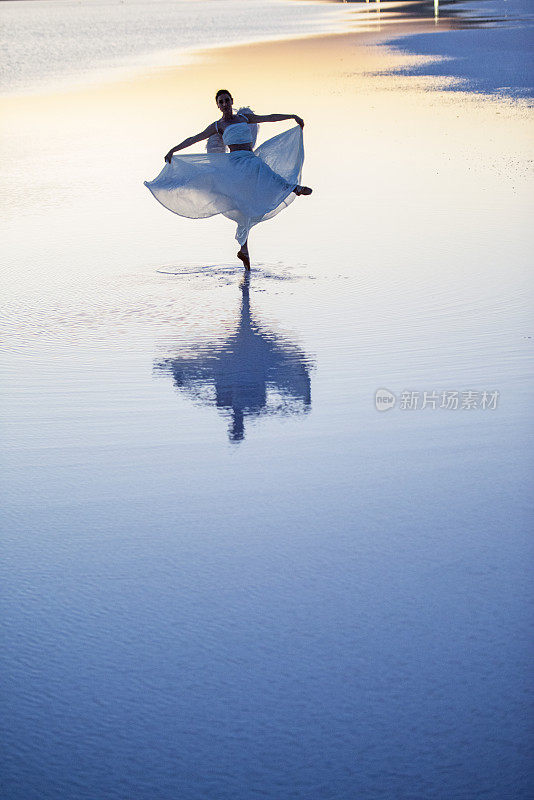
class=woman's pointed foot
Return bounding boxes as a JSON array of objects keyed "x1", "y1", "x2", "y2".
[
  {"x1": 294, "y1": 185, "x2": 312, "y2": 196},
  {"x1": 237, "y1": 249, "x2": 251, "y2": 270}
]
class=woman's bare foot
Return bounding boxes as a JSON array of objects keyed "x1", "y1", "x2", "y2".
[
  {"x1": 294, "y1": 185, "x2": 312, "y2": 196},
  {"x1": 237, "y1": 249, "x2": 250, "y2": 270}
]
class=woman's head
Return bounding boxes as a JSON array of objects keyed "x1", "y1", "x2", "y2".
[{"x1": 215, "y1": 89, "x2": 233, "y2": 112}]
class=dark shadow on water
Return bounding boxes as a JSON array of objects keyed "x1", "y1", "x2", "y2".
[
  {"x1": 155, "y1": 273, "x2": 313, "y2": 442},
  {"x1": 345, "y1": 0, "x2": 530, "y2": 26},
  {"x1": 376, "y1": 0, "x2": 534, "y2": 97}
]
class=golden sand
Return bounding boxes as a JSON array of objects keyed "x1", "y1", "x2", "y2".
[{"x1": 1, "y1": 8, "x2": 532, "y2": 290}]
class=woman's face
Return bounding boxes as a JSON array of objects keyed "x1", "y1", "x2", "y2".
[{"x1": 217, "y1": 93, "x2": 233, "y2": 114}]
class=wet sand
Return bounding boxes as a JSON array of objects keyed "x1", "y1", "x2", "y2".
[
  {"x1": 2, "y1": 6, "x2": 533, "y2": 799},
  {"x1": 2, "y1": 15, "x2": 532, "y2": 298}
]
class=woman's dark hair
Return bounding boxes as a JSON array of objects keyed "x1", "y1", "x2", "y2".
[{"x1": 215, "y1": 89, "x2": 233, "y2": 103}]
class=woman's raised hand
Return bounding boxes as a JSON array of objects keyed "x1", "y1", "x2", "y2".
[{"x1": 294, "y1": 116, "x2": 304, "y2": 128}]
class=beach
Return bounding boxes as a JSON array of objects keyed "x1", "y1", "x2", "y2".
[{"x1": 1, "y1": 1, "x2": 533, "y2": 797}]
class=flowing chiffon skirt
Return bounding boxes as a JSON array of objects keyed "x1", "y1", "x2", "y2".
[{"x1": 144, "y1": 125, "x2": 304, "y2": 245}]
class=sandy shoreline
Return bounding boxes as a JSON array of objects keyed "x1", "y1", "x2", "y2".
[{"x1": 1, "y1": 9, "x2": 531, "y2": 284}]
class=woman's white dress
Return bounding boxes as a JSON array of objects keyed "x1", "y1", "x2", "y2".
[{"x1": 144, "y1": 118, "x2": 304, "y2": 245}]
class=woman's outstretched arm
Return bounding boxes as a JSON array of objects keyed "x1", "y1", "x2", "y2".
[
  {"x1": 164, "y1": 122, "x2": 218, "y2": 162},
  {"x1": 244, "y1": 113, "x2": 304, "y2": 128}
]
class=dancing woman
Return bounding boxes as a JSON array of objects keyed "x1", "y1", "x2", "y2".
[{"x1": 144, "y1": 89, "x2": 312, "y2": 270}]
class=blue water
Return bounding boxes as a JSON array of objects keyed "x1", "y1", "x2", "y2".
[
  {"x1": 3, "y1": 273, "x2": 532, "y2": 800},
  {"x1": 383, "y1": 0, "x2": 534, "y2": 97},
  {"x1": 1, "y1": 1, "x2": 533, "y2": 798}
]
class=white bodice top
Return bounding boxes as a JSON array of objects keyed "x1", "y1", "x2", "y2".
[{"x1": 221, "y1": 120, "x2": 253, "y2": 146}]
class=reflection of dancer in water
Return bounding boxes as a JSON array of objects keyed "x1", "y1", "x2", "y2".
[
  {"x1": 144, "y1": 89, "x2": 312, "y2": 270},
  {"x1": 156, "y1": 273, "x2": 312, "y2": 442}
]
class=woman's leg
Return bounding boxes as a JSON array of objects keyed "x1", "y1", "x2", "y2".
[{"x1": 237, "y1": 238, "x2": 250, "y2": 270}]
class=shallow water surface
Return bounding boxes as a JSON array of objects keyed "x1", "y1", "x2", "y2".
[
  {"x1": 0, "y1": 0, "x2": 351, "y2": 95},
  {"x1": 1, "y1": 3, "x2": 533, "y2": 798},
  {"x1": 383, "y1": 0, "x2": 534, "y2": 97}
]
